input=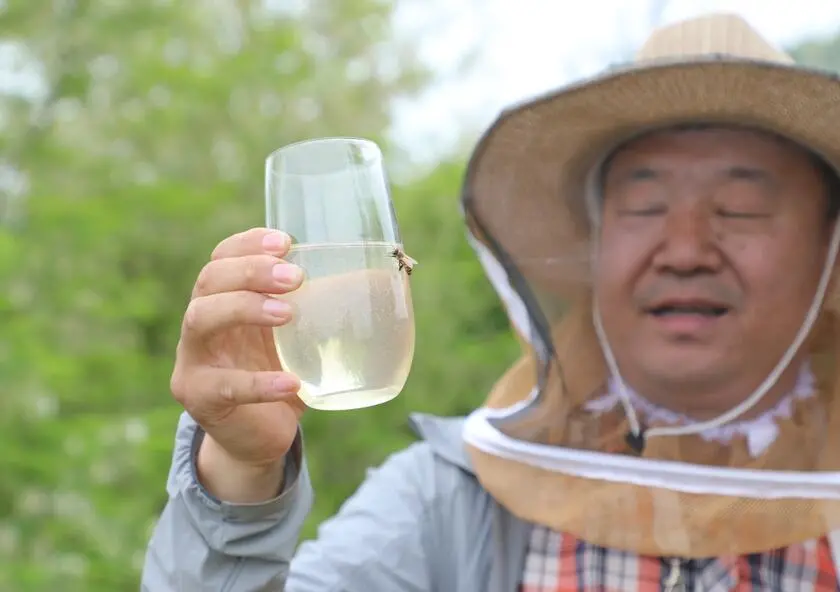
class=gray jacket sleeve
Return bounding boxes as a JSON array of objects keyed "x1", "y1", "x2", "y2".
[
  {"x1": 141, "y1": 412, "x2": 440, "y2": 591},
  {"x1": 141, "y1": 412, "x2": 313, "y2": 591}
]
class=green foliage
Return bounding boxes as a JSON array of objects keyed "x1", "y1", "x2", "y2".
[
  {"x1": 4, "y1": 1, "x2": 839, "y2": 588},
  {"x1": 0, "y1": 1, "x2": 514, "y2": 589},
  {"x1": 790, "y1": 28, "x2": 840, "y2": 72}
]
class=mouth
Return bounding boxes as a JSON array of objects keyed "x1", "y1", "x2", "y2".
[{"x1": 646, "y1": 302, "x2": 730, "y2": 318}]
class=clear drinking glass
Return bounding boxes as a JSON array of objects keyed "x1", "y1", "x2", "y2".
[{"x1": 265, "y1": 138, "x2": 416, "y2": 411}]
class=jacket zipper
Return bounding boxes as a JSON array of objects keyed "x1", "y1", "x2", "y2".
[{"x1": 663, "y1": 557, "x2": 684, "y2": 592}]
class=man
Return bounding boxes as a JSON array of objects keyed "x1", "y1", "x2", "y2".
[{"x1": 142, "y1": 12, "x2": 840, "y2": 591}]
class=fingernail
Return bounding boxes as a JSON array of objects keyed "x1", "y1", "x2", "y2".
[
  {"x1": 263, "y1": 298, "x2": 292, "y2": 317},
  {"x1": 272, "y1": 375, "x2": 300, "y2": 394},
  {"x1": 272, "y1": 263, "x2": 303, "y2": 287},
  {"x1": 262, "y1": 231, "x2": 289, "y2": 253}
]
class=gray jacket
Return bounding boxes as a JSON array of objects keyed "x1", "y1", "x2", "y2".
[{"x1": 141, "y1": 412, "x2": 532, "y2": 591}]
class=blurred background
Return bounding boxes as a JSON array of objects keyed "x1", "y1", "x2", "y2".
[{"x1": 2, "y1": 0, "x2": 840, "y2": 589}]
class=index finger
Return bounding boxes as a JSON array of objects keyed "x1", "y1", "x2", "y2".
[{"x1": 211, "y1": 227, "x2": 291, "y2": 260}]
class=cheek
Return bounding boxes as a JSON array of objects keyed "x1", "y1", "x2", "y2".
[
  {"x1": 730, "y1": 236, "x2": 825, "y2": 313},
  {"x1": 594, "y1": 234, "x2": 645, "y2": 309}
]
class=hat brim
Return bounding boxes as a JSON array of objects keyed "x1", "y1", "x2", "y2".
[{"x1": 461, "y1": 58, "x2": 840, "y2": 300}]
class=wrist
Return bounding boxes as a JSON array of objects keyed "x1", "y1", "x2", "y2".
[{"x1": 196, "y1": 434, "x2": 286, "y2": 503}]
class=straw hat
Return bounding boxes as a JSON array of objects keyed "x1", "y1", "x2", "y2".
[
  {"x1": 463, "y1": 12, "x2": 840, "y2": 300},
  {"x1": 461, "y1": 13, "x2": 840, "y2": 558}
]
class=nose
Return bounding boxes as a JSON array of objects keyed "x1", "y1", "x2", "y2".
[{"x1": 652, "y1": 204, "x2": 723, "y2": 275}]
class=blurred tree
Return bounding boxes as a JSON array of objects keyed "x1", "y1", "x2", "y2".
[
  {"x1": 0, "y1": 1, "x2": 513, "y2": 590},
  {"x1": 7, "y1": 0, "x2": 836, "y2": 589},
  {"x1": 790, "y1": 28, "x2": 840, "y2": 71}
]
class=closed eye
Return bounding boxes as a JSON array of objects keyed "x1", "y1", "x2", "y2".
[
  {"x1": 620, "y1": 205, "x2": 667, "y2": 216},
  {"x1": 715, "y1": 209, "x2": 770, "y2": 219},
  {"x1": 727, "y1": 166, "x2": 768, "y2": 181},
  {"x1": 626, "y1": 167, "x2": 658, "y2": 181}
]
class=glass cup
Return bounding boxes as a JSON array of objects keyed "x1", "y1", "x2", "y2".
[{"x1": 265, "y1": 138, "x2": 416, "y2": 411}]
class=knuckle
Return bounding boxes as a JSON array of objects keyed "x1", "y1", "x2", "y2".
[
  {"x1": 193, "y1": 262, "x2": 215, "y2": 296},
  {"x1": 233, "y1": 292, "x2": 259, "y2": 325},
  {"x1": 210, "y1": 238, "x2": 229, "y2": 261},
  {"x1": 170, "y1": 367, "x2": 190, "y2": 405},
  {"x1": 183, "y1": 299, "x2": 204, "y2": 333},
  {"x1": 243, "y1": 258, "x2": 260, "y2": 284},
  {"x1": 218, "y1": 376, "x2": 236, "y2": 402},
  {"x1": 249, "y1": 372, "x2": 262, "y2": 396}
]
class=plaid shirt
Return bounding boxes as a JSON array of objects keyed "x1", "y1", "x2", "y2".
[{"x1": 521, "y1": 526, "x2": 839, "y2": 591}]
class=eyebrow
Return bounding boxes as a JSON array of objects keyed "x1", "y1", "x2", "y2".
[
  {"x1": 605, "y1": 163, "x2": 774, "y2": 185},
  {"x1": 725, "y1": 165, "x2": 770, "y2": 179},
  {"x1": 622, "y1": 166, "x2": 658, "y2": 179},
  {"x1": 594, "y1": 126, "x2": 840, "y2": 217}
]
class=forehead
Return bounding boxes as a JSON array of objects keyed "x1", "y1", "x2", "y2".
[{"x1": 606, "y1": 125, "x2": 813, "y2": 169}]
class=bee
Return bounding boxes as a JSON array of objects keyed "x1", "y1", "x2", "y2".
[{"x1": 390, "y1": 247, "x2": 417, "y2": 276}]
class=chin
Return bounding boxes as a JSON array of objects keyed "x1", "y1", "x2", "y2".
[{"x1": 627, "y1": 349, "x2": 733, "y2": 393}]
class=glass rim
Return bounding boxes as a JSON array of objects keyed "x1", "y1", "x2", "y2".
[{"x1": 265, "y1": 136, "x2": 381, "y2": 164}]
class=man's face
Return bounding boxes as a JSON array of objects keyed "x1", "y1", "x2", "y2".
[{"x1": 595, "y1": 127, "x2": 832, "y2": 414}]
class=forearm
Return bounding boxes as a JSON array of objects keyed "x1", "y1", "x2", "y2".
[
  {"x1": 142, "y1": 413, "x2": 312, "y2": 591},
  {"x1": 197, "y1": 433, "x2": 285, "y2": 503}
]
